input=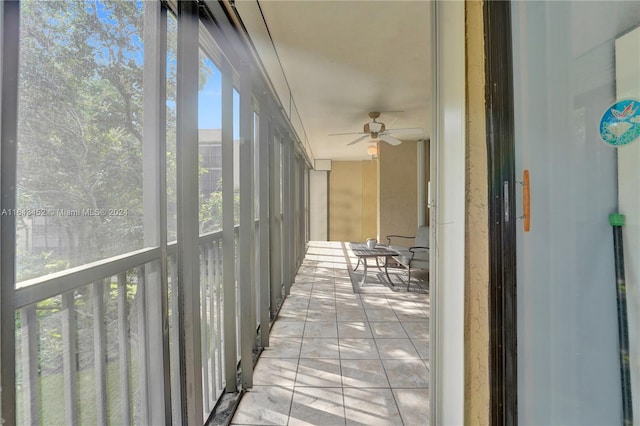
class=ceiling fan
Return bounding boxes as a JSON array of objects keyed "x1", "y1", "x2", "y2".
[{"x1": 329, "y1": 112, "x2": 423, "y2": 146}]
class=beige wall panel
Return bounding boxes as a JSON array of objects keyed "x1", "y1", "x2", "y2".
[
  {"x1": 378, "y1": 142, "x2": 418, "y2": 246},
  {"x1": 361, "y1": 160, "x2": 378, "y2": 241},
  {"x1": 329, "y1": 161, "x2": 363, "y2": 242},
  {"x1": 464, "y1": 0, "x2": 490, "y2": 424}
]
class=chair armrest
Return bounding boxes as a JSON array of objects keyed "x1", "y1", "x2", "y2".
[
  {"x1": 409, "y1": 246, "x2": 429, "y2": 260},
  {"x1": 386, "y1": 234, "x2": 416, "y2": 246},
  {"x1": 409, "y1": 246, "x2": 429, "y2": 253}
]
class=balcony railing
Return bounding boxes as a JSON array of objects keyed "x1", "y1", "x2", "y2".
[{"x1": 12, "y1": 222, "x2": 278, "y2": 425}]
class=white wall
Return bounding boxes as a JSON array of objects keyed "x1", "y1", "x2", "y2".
[
  {"x1": 616, "y1": 26, "x2": 640, "y2": 422},
  {"x1": 309, "y1": 170, "x2": 328, "y2": 240},
  {"x1": 431, "y1": 1, "x2": 465, "y2": 424}
]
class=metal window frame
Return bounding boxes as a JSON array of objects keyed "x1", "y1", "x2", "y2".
[
  {"x1": 221, "y1": 57, "x2": 238, "y2": 393},
  {"x1": 142, "y1": 2, "x2": 172, "y2": 423},
  {"x1": 258, "y1": 89, "x2": 271, "y2": 348},
  {"x1": 176, "y1": 1, "x2": 203, "y2": 423},
  {"x1": 484, "y1": 1, "x2": 518, "y2": 424},
  {"x1": 282, "y1": 134, "x2": 292, "y2": 296},
  {"x1": 1, "y1": 1, "x2": 19, "y2": 422},
  {"x1": 238, "y1": 62, "x2": 256, "y2": 389},
  {"x1": 269, "y1": 123, "x2": 282, "y2": 317}
]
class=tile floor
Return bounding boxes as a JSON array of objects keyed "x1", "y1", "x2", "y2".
[{"x1": 231, "y1": 241, "x2": 430, "y2": 426}]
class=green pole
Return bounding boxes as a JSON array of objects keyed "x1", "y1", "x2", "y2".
[{"x1": 609, "y1": 213, "x2": 633, "y2": 426}]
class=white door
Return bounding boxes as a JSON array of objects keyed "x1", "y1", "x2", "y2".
[{"x1": 512, "y1": 2, "x2": 640, "y2": 424}]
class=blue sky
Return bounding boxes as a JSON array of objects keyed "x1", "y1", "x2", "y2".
[{"x1": 198, "y1": 58, "x2": 240, "y2": 140}]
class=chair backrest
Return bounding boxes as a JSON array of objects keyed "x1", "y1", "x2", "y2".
[{"x1": 415, "y1": 225, "x2": 429, "y2": 247}]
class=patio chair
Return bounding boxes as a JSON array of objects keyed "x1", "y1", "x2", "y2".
[{"x1": 385, "y1": 225, "x2": 430, "y2": 290}]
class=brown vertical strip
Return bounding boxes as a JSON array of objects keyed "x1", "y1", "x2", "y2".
[{"x1": 465, "y1": 0, "x2": 491, "y2": 424}]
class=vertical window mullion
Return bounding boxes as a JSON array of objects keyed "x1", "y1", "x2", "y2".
[
  {"x1": 238, "y1": 62, "x2": 255, "y2": 389},
  {"x1": 282, "y1": 136, "x2": 292, "y2": 296},
  {"x1": 0, "y1": 1, "x2": 19, "y2": 423},
  {"x1": 258, "y1": 91, "x2": 270, "y2": 347},
  {"x1": 269, "y1": 125, "x2": 281, "y2": 317},
  {"x1": 142, "y1": 2, "x2": 171, "y2": 423},
  {"x1": 221, "y1": 58, "x2": 237, "y2": 393},
  {"x1": 176, "y1": 1, "x2": 203, "y2": 423}
]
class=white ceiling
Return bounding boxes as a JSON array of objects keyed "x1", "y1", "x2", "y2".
[{"x1": 235, "y1": 0, "x2": 432, "y2": 161}]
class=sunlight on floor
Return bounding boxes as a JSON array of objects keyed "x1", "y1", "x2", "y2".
[{"x1": 230, "y1": 241, "x2": 430, "y2": 425}]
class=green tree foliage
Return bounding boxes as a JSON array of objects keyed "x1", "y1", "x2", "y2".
[
  {"x1": 18, "y1": 0, "x2": 146, "y2": 278},
  {"x1": 17, "y1": 1, "x2": 216, "y2": 281}
]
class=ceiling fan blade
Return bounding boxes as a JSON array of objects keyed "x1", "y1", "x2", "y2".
[
  {"x1": 328, "y1": 132, "x2": 366, "y2": 136},
  {"x1": 380, "y1": 134, "x2": 402, "y2": 146},
  {"x1": 347, "y1": 134, "x2": 370, "y2": 145},
  {"x1": 384, "y1": 127, "x2": 424, "y2": 135}
]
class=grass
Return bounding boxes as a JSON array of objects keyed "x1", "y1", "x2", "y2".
[{"x1": 17, "y1": 358, "x2": 140, "y2": 426}]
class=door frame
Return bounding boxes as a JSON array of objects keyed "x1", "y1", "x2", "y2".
[
  {"x1": 430, "y1": 1, "x2": 466, "y2": 424},
  {"x1": 484, "y1": 1, "x2": 518, "y2": 424}
]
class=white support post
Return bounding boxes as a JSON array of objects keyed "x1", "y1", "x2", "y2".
[
  {"x1": 176, "y1": 1, "x2": 203, "y2": 423},
  {"x1": 238, "y1": 62, "x2": 256, "y2": 389},
  {"x1": 282, "y1": 136, "x2": 292, "y2": 296},
  {"x1": 258, "y1": 90, "x2": 271, "y2": 347},
  {"x1": 221, "y1": 59, "x2": 238, "y2": 392},
  {"x1": 142, "y1": 2, "x2": 171, "y2": 423},
  {"x1": 269, "y1": 127, "x2": 282, "y2": 316},
  {"x1": 431, "y1": 1, "x2": 466, "y2": 424}
]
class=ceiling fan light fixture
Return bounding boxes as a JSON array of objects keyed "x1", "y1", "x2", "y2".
[
  {"x1": 369, "y1": 121, "x2": 383, "y2": 133},
  {"x1": 367, "y1": 144, "x2": 378, "y2": 156}
]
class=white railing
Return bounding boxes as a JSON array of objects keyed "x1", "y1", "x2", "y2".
[{"x1": 13, "y1": 225, "x2": 254, "y2": 425}]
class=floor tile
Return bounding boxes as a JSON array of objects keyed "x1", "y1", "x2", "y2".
[
  {"x1": 337, "y1": 308, "x2": 368, "y2": 322},
  {"x1": 231, "y1": 385, "x2": 293, "y2": 425},
  {"x1": 278, "y1": 310, "x2": 307, "y2": 321},
  {"x1": 393, "y1": 388, "x2": 430, "y2": 425},
  {"x1": 401, "y1": 321, "x2": 429, "y2": 339},
  {"x1": 338, "y1": 338, "x2": 379, "y2": 359},
  {"x1": 341, "y1": 359, "x2": 390, "y2": 388},
  {"x1": 394, "y1": 308, "x2": 428, "y2": 322},
  {"x1": 230, "y1": 242, "x2": 431, "y2": 425},
  {"x1": 270, "y1": 320, "x2": 305, "y2": 338},
  {"x1": 361, "y1": 297, "x2": 392, "y2": 309},
  {"x1": 370, "y1": 322, "x2": 408, "y2": 339},
  {"x1": 296, "y1": 358, "x2": 343, "y2": 387},
  {"x1": 307, "y1": 309, "x2": 337, "y2": 322},
  {"x1": 300, "y1": 337, "x2": 340, "y2": 358},
  {"x1": 261, "y1": 337, "x2": 302, "y2": 358},
  {"x1": 282, "y1": 296, "x2": 311, "y2": 308},
  {"x1": 252, "y1": 358, "x2": 298, "y2": 386},
  {"x1": 303, "y1": 321, "x2": 337, "y2": 338},
  {"x1": 382, "y1": 359, "x2": 429, "y2": 388},
  {"x1": 412, "y1": 338, "x2": 430, "y2": 360},
  {"x1": 338, "y1": 321, "x2": 373, "y2": 339},
  {"x1": 375, "y1": 338, "x2": 421, "y2": 359},
  {"x1": 335, "y1": 296, "x2": 363, "y2": 308},
  {"x1": 386, "y1": 299, "x2": 420, "y2": 310},
  {"x1": 288, "y1": 387, "x2": 346, "y2": 426},
  {"x1": 343, "y1": 387, "x2": 403, "y2": 426},
  {"x1": 365, "y1": 309, "x2": 399, "y2": 322}
]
